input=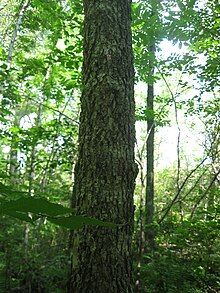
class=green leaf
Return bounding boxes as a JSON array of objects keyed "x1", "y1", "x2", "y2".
[
  {"x1": 0, "y1": 173, "x2": 9, "y2": 179},
  {"x1": 0, "y1": 183, "x2": 27, "y2": 197},
  {"x1": 82, "y1": 216, "x2": 116, "y2": 228},
  {"x1": 48, "y1": 215, "x2": 83, "y2": 229},
  {"x1": 10, "y1": 126, "x2": 21, "y2": 134},
  {"x1": 0, "y1": 187, "x2": 115, "y2": 229},
  {"x1": 0, "y1": 197, "x2": 74, "y2": 217},
  {"x1": 2, "y1": 210, "x2": 34, "y2": 223},
  {"x1": 48, "y1": 215, "x2": 116, "y2": 229}
]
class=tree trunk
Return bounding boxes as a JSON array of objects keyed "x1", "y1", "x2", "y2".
[
  {"x1": 145, "y1": 43, "x2": 156, "y2": 252},
  {"x1": 69, "y1": 0, "x2": 137, "y2": 292},
  {"x1": 9, "y1": 115, "x2": 19, "y2": 184}
]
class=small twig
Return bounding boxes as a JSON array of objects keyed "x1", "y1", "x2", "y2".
[
  {"x1": 158, "y1": 155, "x2": 208, "y2": 224},
  {"x1": 0, "y1": 4, "x2": 7, "y2": 12},
  {"x1": 39, "y1": 96, "x2": 77, "y2": 190},
  {"x1": 181, "y1": 168, "x2": 208, "y2": 202},
  {"x1": 157, "y1": 67, "x2": 182, "y2": 189},
  {"x1": 190, "y1": 168, "x2": 220, "y2": 218},
  {"x1": 29, "y1": 97, "x2": 79, "y2": 125}
]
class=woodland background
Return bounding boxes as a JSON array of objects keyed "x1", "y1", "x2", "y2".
[{"x1": 0, "y1": 0, "x2": 219, "y2": 292}]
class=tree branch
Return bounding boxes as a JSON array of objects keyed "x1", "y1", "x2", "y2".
[
  {"x1": 158, "y1": 155, "x2": 208, "y2": 224},
  {"x1": 190, "y1": 168, "x2": 220, "y2": 218},
  {"x1": 7, "y1": 0, "x2": 30, "y2": 67}
]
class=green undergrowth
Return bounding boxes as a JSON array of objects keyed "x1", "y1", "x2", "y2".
[{"x1": 138, "y1": 219, "x2": 220, "y2": 292}]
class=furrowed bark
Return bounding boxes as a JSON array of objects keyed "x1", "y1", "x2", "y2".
[{"x1": 69, "y1": 1, "x2": 137, "y2": 292}]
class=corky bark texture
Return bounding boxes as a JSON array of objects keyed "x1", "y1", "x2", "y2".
[{"x1": 69, "y1": 0, "x2": 137, "y2": 292}]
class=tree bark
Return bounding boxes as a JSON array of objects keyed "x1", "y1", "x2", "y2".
[
  {"x1": 145, "y1": 43, "x2": 156, "y2": 252},
  {"x1": 7, "y1": 0, "x2": 30, "y2": 68},
  {"x1": 9, "y1": 114, "x2": 19, "y2": 184},
  {"x1": 69, "y1": 0, "x2": 137, "y2": 292}
]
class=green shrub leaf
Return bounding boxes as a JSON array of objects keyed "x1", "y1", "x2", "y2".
[
  {"x1": 0, "y1": 197, "x2": 73, "y2": 217},
  {"x1": 48, "y1": 215, "x2": 116, "y2": 229}
]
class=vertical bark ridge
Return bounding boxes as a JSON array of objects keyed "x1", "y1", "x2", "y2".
[{"x1": 70, "y1": 1, "x2": 137, "y2": 292}]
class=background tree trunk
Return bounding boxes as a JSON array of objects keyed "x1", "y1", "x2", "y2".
[
  {"x1": 70, "y1": 0, "x2": 137, "y2": 292},
  {"x1": 145, "y1": 43, "x2": 156, "y2": 252}
]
